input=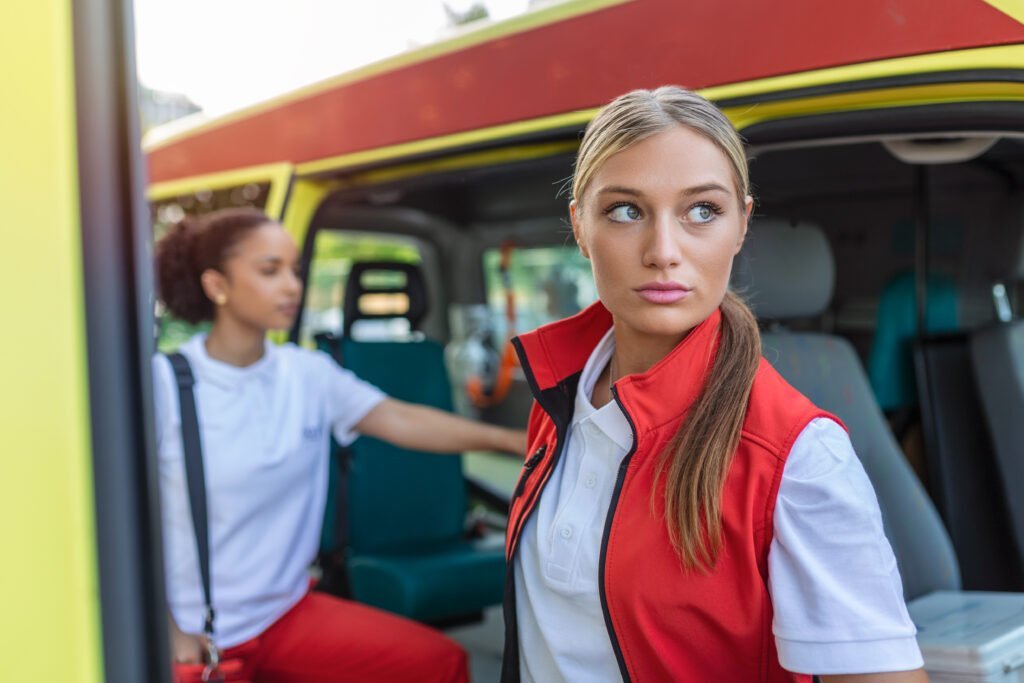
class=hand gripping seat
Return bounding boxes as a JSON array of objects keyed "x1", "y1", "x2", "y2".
[{"x1": 316, "y1": 261, "x2": 505, "y2": 624}]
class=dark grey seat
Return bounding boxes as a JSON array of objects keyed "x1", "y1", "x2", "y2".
[
  {"x1": 971, "y1": 321, "x2": 1024, "y2": 565},
  {"x1": 734, "y1": 220, "x2": 961, "y2": 600},
  {"x1": 915, "y1": 334, "x2": 1021, "y2": 590}
]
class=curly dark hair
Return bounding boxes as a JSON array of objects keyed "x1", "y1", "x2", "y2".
[{"x1": 155, "y1": 207, "x2": 274, "y2": 324}]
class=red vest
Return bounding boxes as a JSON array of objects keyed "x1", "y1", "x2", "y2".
[{"x1": 502, "y1": 302, "x2": 836, "y2": 683}]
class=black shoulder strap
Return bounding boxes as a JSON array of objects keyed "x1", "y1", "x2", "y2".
[{"x1": 167, "y1": 352, "x2": 216, "y2": 639}]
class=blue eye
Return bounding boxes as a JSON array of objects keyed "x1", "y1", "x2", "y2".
[
  {"x1": 606, "y1": 203, "x2": 642, "y2": 222},
  {"x1": 687, "y1": 203, "x2": 719, "y2": 224}
]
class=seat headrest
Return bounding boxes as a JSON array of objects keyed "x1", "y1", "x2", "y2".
[
  {"x1": 732, "y1": 220, "x2": 834, "y2": 319},
  {"x1": 343, "y1": 261, "x2": 429, "y2": 337}
]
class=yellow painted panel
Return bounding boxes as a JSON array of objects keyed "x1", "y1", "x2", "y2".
[
  {"x1": 982, "y1": 0, "x2": 1024, "y2": 25},
  {"x1": 0, "y1": 0, "x2": 103, "y2": 681},
  {"x1": 724, "y1": 81, "x2": 1024, "y2": 131},
  {"x1": 148, "y1": 161, "x2": 293, "y2": 205},
  {"x1": 703, "y1": 43, "x2": 1024, "y2": 102},
  {"x1": 337, "y1": 140, "x2": 580, "y2": 188},
  {"x1": 295, "y1": 109, "x2": 595, "y2": 177}
]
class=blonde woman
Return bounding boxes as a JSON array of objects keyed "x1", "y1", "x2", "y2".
[{"x1": 503, "y1": 87, "x2": 928, "y2": 683}]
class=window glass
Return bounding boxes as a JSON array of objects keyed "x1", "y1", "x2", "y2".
[
  {"x1": 298, "y1": 230, "x2": 422, "y2": 346},
  {"x1": 482, "y1": 245, "x2": 596, "y2": 343}
]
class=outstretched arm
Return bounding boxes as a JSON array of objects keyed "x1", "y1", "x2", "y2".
[{"x1": 356, "y1": 398, "x2": 527, "y2": 455}]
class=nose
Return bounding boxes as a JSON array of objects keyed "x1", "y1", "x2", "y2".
[
  {"x1": 286, "y1": 268, "x2": 302, "y2": 296},
  {"x1": 642, "y1": 211, "x2": 683, "y2": 270}
]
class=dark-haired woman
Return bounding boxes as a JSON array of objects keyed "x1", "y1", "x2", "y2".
[
  {"x1": 153, "y1": 208, "x2": 525, "y2": 683},
  {"x1": 505, "y1": 87, "x2": 928, "y2": 682}
]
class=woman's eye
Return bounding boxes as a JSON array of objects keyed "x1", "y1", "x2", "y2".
[
  {"x1": 687, "y1": 204, "x2": 719, "y2": 224},
  {"x1": 606, "y1": 204, "x2": 642, "y2": 222}
]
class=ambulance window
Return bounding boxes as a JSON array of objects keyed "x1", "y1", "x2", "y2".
[
  {"x1": 482, "y1": 245, "x2": 596, "y2": 344},
  {"x1": 151, "y1": 182, "x2": 270, "y2": 236},
  {"x1": 298, "y1": 229, "x2": 423, "y2": 347}
]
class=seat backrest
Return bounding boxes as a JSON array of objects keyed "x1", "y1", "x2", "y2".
[
  {"x1": 868, "y1": 271, "x2": 959, "y2": 411},
  {"x1": 915, "y1": 334, "x2": 1021, "y2": 590},
  {"x1": 970, "y1": 321, "x2": 1024, "y2": 562},
  {"x1": 343, "y1": 261, "x2": 429, "y2": 339},
  {"x1": 735, "y1": 220, "x2": 961, "y2": 600},
  {"x1": 327, "y1": 261, "x2": 467, "y2": 554},
  {"x1": 341, "y1": 338, "x2": 467, "y2": 553}
]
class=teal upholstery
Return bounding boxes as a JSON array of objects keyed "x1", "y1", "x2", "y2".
[
  {"x1": 867, "y1": 272, "x2": 959, "y2": 411},
  {"x1": 317, "y1": 336, "x2": 505, "y2": 622}
]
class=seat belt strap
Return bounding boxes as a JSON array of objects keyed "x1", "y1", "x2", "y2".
[{"x1": 167, "y1": 352, "x2": 216, "y2": 640}]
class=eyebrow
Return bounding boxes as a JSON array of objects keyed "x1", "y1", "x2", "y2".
[{"x1": 595, "y1": 182, "x2": 732, "y2": 198}]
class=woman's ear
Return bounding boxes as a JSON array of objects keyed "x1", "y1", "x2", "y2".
[
  {"x1": 200, "y1": 268, "x2": 229, "y2": 306},
  {"x1": 569, "y1": 200, "x2": 590, "y2": 259}
]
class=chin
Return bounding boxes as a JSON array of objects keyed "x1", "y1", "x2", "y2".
[{"x1": 624, "y1": 303, "x2": 717, "y2": 339}]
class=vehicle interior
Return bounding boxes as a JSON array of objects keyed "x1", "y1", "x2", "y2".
[
  {"x1": 152, "y1": 100, "x2": 1024, "y2": 679},
  {"x1": 293, "y1": 106, "x2": 1024, "y2": 583}
]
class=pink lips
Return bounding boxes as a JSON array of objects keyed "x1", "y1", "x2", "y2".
[{"x1": 634, "y1": 281, "x2": 691, "y2": 304}]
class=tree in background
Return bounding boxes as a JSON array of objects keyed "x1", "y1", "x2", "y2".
[{"x1": 443, "y1": 1, "x2": 489, "y2": 26}]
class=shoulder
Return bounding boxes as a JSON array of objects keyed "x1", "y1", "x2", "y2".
[
  {"x1": 149, "y1": 353, "x2": 181, "y2": 442},
  {"x1": 783, "y1": 417, "x2": 854, "y2": 480},
  {"x1": 269, "y1": 342, "x2": 338, "y2": 378},
  {"x1": 740, "y1": 359, "x2": 839, "y2": 458},
  {"x1": 150, "y1": 353, "x2": 176, "y2": 402}
]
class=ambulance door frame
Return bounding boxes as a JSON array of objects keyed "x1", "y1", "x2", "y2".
[{"x1": 73, "y1": 0, "x2": 172, "y2": 679}]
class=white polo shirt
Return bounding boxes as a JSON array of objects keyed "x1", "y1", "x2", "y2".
[
  {"x1": 515, "y1": 329, "x2": 923, "y2": 681},
  {"x1": 152, "y1": 334, "x2": 386, "y2": 648}
]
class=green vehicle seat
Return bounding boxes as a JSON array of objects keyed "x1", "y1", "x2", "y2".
[
  {"x1": 867, "y1": 270, "x2": 959, "y2": 412},
  {"x1": 316, "y1": 261, "x2": 505, "y2": 624}
]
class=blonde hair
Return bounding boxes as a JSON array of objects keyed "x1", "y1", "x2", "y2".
[
  {"x1": 573, "y1": 86, "x2": 749, "y2": 209},
  {"x1": 574, "y1": 86, "x2": 760, "y2": 571}
]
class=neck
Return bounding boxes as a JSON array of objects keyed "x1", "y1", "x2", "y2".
[
  {"x1": 591, "y1": 321, "x2": 692, "y2": 410},
  {"x1": 204, "y1": 316, "x2": 267, "y2": 367},
  {"x1": 610, "y1": 320, "x2": 692, "y2": 378}
]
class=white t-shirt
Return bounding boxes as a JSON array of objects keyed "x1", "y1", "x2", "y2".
[
  {"x1": 515, "y1": 329, "x2": 923, "y2": 681},
  {"x1": 153, "y1": 334, "x2": 386, "y2": 648}
]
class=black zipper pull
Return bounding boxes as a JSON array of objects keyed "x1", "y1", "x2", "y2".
[{"x1": 512, "y1": 444, "x2": 547, "y2": 499}]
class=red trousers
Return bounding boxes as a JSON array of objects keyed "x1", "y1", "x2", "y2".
[{"x1": 175, "y1": 591, "x2": 469, "y2": 683}]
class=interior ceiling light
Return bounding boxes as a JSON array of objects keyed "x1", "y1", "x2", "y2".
[{"x1": 883, "y1": 135, "x2": 999, "y2": 164}]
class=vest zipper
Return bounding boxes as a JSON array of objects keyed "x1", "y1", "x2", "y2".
[
  {"x1": 599, "y1": 385, "x2": 639, "y2": 683},
  {"x1": 503, "y1": 427, "x2": 568, "y2": 683},
  {"x1": 503, "y1": 337, "x2": 575, "y2": 683},
  {"x1": 512, "y1": 444, "x2": 547, "y2": 500}
]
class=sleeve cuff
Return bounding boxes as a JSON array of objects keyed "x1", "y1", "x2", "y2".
[
  {"x1": 332, "y1": 391, "x2": 387, "y2": 446},
  {"x1": 776, "y1": 635, "x2": 924, "y2": 675}
]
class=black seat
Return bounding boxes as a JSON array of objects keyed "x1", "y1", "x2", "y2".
[
  {"x1": 914, "y1": 333, "x2": 1022, "y2": 590},
  {"x1": 970, "y1": 321, "x2": 1024, "y2": 579}
]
